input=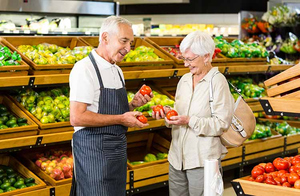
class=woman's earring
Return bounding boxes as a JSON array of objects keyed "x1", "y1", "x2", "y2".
[{"x1": 204, "y1": 62, "x2": 207, "y2": 66}]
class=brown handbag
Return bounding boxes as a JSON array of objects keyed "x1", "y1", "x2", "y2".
[{"x1": 210, "y1": 72, "x2": 256, "y2": 147}]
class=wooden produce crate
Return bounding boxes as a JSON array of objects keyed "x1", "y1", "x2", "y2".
[
  {"x1": 0, "y1": 39, "x2": 30, "y2": 77},
  {"x1": 145, "y1": 37, "x2": 226, "y2": 68},
  {"x1": 1, "y1": 36, "x2": 89, "y2": 75},
  {"x1": 0, "y1": 154, "x2": 46, "y2": 196},
  {"x1": 14, "y1": 186, "x2": 50, "y2": 196},
  {"x1": 127, "y1": 132, "x2": 170, "y2": 169},
  {"x1": 286, "y1": 133, "x2": 300, "y2": 151},
  {"x1": 243, "y1": 134, "x2": 284, "y2": 161},
  {"x1": 0, "y1": 95, "x2": 38, "y2": 139},
  {"x1": 245, "y1": 98, "x2": 263, "y2": 112},
  {"x1": 38, "y1": 126, "x2": 74, "y2": 135},
  {"x1": 260, "y1": 63, "x2": 300, "y2": 115},
  {"x1": 221, "y1": 146, "x2": 242, "y2": 167},
  {"x1": 264, "y1": 63, "x2": 300, "y2": 98},
  {"x1": 19, "y1": 148, "x2": 72, "y2": 186},
  {"x1": 9, "y1": 95, "x2": 70, "y2": 130},
  {"x1": 232, "y1": 176, "x2": 300, "y2": 196},
  {"x1": 82, "y1": 36, "x2": 174, "y2": 71}
]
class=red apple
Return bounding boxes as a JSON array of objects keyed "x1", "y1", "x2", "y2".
[
  {"x1": 35, "y1": 159, "x2": 42, "y2": 168},
  {"x1": 62, "y1": 164, "x2": 71, "y2": 173},
  {"x1": 64, "y1": 170, "x2": 73, "y2": 179}
]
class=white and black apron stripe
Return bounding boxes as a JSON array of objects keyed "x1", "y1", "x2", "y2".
[{"x1": 70, "y1": 53, "x2": 129, "y2": 196}]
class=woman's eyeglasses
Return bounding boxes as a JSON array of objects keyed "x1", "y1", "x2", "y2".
[{"x1": 178, "y1": 55, "x2": 200, "y2": 63}]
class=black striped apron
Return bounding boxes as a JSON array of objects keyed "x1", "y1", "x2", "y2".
[{"x1": 70, "y1": 53, "x2": 129, "y2": 196}]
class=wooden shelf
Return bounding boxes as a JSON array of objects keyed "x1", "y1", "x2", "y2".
[
  {"x1": 260, "y1": 97, "x2": 300, "y2": 117},
  {"x1": 232, "y1": 176, "x2": 300, "y2": 196}
]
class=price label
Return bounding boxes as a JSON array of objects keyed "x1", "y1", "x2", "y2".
[
  {"x1": 13, "y1": 30, "x2": 20, "y2": 34},
  {"x1": 85, "y1": 31, "x2": 91, "y2": 35},
  {"x1": 3, "y1": 30, "x2": 10, "y2": 33},
  {"x1": 40, "y1": 30, "x2": 49, "y2": 34},
  {"x1": 24, "y1": 30, "x2": 30, "y2": 34},
  {"x1": 158, "y1": 33, "x2": 164, "y2": 37},
  {"x1": 171, "y1": 34, "x2": 177, "y2": 37},
  {"x1": 62, "y1": 31, "x2": 68, "y2": 35}
]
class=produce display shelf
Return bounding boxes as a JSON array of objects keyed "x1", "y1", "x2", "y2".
[
  {"x1": 16, "y1": 186, "x2": 51, "y2": 196},
  {"x1": 260, "y1": 97, "x2": 300, "y2": 117},
  {"x1": 258, "y1": 118, "x2": 300, "y2": 128},
  {"x1": 0, "y1": 131, "x2": 73, "y2": 151},
  {"x1": 232, "y1": 176, "x2": 300, "y2": 196}
]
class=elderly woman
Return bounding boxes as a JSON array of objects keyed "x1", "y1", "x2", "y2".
[{"x1": 153, "y1": 31, "x2": 234, "y2": 196}]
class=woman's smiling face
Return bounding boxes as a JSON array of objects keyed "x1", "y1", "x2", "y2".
[{"x1": 182, "y1": 49, "x2": 206, "y2": 75}]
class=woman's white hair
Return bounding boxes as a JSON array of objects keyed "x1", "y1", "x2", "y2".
[
  {"x1": 180, "y1": 31, "x2": 215, "y2": 62},
  {"x1": 99, "y1": 16, "x2": 132, "y2": 43}
]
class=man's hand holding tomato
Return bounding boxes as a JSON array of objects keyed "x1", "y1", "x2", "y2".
[{"x1": 129, "y1": 85, "x2": 153, "y2": 111}]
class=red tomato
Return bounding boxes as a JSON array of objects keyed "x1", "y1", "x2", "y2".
[
  {"x1": 254, "y1": 165, "x2": 265, "y2": 172},
  {"x1": 282, "y1": 182, "x2": 291, "y2": 187},
  {"x1": 294, "y1": 163, "x2": 300, "y2": 172},
  {"x1": 273, "y1": 158, "x2": 289, "y2": 170},
  {"x1": 265, "y1": 162, "x2": 275, "y2": 173},
  {"x1": 137, "y1": 115, "x2": 148, "y2": 124},
  {"x1": 294, "y1": 179, "x2": 300, "y2": 189},
  {"x1": 292, "y1": 157, "x2": 300, "y2": 166},
  {"x1": 265, "y1": 176, "x2": 277, "y2": 185},
  {"x1": 270, "y1": 171, "x2": 278, "y2": 178},
  {"x1": 153, "y1": 105, "x2": 164, "y2": 113},
  {"x1": 255, "y1": 175, "x2": 264, "y2": 183},
  {"x1": 274, "y1": 177, "x2": 281, "y2": 185},
  {"x1": 248, "y1": 177, "x2": 255, "y2": 181},
  {"x1": 288, "y1": 173, "x2": 300, "y2": 185},
  {"x1": 289, "y1": 166, "x2": 296, "y2": 173},
  {"x1": 284, "y1": 157, "x2": 292, "y2": 164},
  {"x1": 139, "y1": 85, "x2": 152, "y2": 96},
  {"x1": 277, "y1": 170, "x2": 287, "y2": 178},
  {"x1": 166, "y1": 110, "x2": 178, "y2": 120},
  {"x1": 259, "y1": 163, "x2": 267, "y2": 168},
  {"x1": 251, "y1": 167, "x2": 264, "y2": 179},
  {"x1": 280, "y1": 176, "x2": 288, "y2": 184}
]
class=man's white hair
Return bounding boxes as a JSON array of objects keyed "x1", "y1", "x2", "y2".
[
  {"x1": 99, "y1": 16, "x2": 132, "y2": 43},
  {"x1": 180, "y1": 31, "x2": 215, "y2": 62}
]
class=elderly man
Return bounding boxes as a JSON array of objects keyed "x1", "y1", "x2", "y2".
[{"x1": 69, "y1": 16, "x2": 152, "y2": 196}]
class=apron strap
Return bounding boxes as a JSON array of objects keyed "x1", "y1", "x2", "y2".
[
  {"x1": 89, "y1": 53, "x2": 104, "y2": 89},
  {"x1": 89, "y1": 52, "x2": 125, "y2": 88}
]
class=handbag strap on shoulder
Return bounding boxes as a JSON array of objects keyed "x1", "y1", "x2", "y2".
[{"x1": 209, "y1": 71, "x2": 220, "y2": 117}]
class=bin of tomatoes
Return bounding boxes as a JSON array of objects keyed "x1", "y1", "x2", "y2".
[{"x1": 248, "y1": 155, "x2": 300, "y2": 189}]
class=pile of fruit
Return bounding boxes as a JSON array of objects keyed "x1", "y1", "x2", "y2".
[
  {"x1": 15, "y1": 87, "x2": 70, "y2": 124},
  {"x1": 248, "y1": 123, "x2": 272, "y2": 140},
  {"x1": 127, "y1": 91, "x2": 174, "y2": 116},
  {"x1": 34, "y1": 149, "x2": 73, "y2": 180},
  {"x1": 248, "y1": 155, "x2": 300, "y2": 189},
  {"x1": 162, "y1": 46, "x2": 181, "y2": 58},
  {"x1": 122, "y1": 46, "x2": 164, "y2": 62},
  {"x1": 227, "y1": 77, "x2": 266, "y2": 100},
  {"x1": 214, "y1": 36, "x2": 269, "y2": 58},
  {"x1": 129, "y1": 152, "x2": 168, "y2": 166},
  {"x1": 0, "y1": 45, "x2": 22, "y2": 66},
  {"x1": 261, "y1": 120, "x2": 300, "y2": 136},
  {"x1": 0, "y1": 104, "x2": 29, "y2": 129},
  {"x1": 0, "y1": 165, "x2": 37, "y2": 193},
  {"x1": 17, "y1": 43, "x2": 93, "y2": 65}
]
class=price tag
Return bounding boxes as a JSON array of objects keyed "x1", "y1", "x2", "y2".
[
  {"x1": 62, "y1": 31, "x2": 68, "y2": 35},
  {"x1": 3, "y1": 30, "x2": 10, "y2": 33},
  {"x1": 171, "y1": 34, "x2": 177, "y2": 37},
  {"x1": 158, "y1": 33, "x2": 164, "y2": 37},
  {"x1": 13, "y1": 30, "x2": 20, "y2": 34},
  {"x1": 85, "y1": 31, "x2": 91, "y2": 35},
  {"x1": 40, "y1": 30, "x2": 49, "y2": 34},
  {"x1": 24, "y1": 30, "x2": 30, "y2": 34}
]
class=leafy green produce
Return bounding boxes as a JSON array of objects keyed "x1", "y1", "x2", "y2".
[
  {"x1": 0, "y1": 104, "x2": 29, "y2": 129},
  {"x1": 214, "y1": 36, "x2": 268, "y2": 58},
  {"x1": 249, "y1": 124, "x2": 272, "y2": 140},
  {"x1": 0, "y1": 45, "x2": 21, "y2": 67}
]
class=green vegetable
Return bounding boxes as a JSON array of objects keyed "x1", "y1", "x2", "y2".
[
  {"x1": 144, "y1": 154, "x2": 157, "y2": 162},
  {"x1": 156, "y1": 153, "x2": 168, "y2": 160},
  {"x1": 24, "y1": 178, "x2": 34, "y2": 184}
]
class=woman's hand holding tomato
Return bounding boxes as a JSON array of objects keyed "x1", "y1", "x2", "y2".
[
  {"x1": 164, "y1": 110, "x2": 190, "y2": 126},
  {"x1": 151, "y1": 105, "x2": 171, "y2": 120}
]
